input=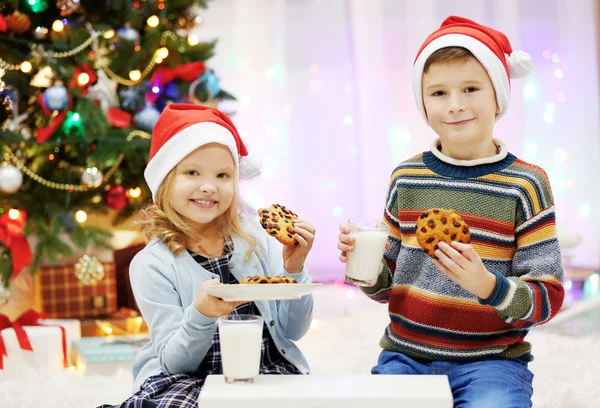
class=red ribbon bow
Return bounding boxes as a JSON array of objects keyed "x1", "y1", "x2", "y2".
[
  {"x1": 0, "y1": 213, "x2": 32, "y2": 279},
  {"x1": 146, "y1": 61, "x2": 206, "y2": 103},
  {"x1": 0, "y1": 309, "x2": 68, "y2": 370},
  {"x1": 0, "y1": 309, "x2": 70, "y2": 370},
  {"x1": 35, "y1": 92, "x2": 74, "y2": 143}
]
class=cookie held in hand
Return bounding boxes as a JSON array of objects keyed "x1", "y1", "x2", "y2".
[
  {"x1": 416, "y1": 208, "x2": 471, "y2": 257},
  {"x1": 240, "y1": 276, "x2": 297, "y2": 284},
  {"x1": 258, "y1": 204, "x2": 299, "y2": 246}
]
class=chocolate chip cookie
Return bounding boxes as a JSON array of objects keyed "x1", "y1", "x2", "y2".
[
  {"x1": 416, "y1": 208, "x2": 471, "y2": 257},
  {"x1": 240, "y1": 276, "x2": 298, "y2": 284},
  {"x1": 258, "y1": 204, "x2": 299, "y2": 246}
]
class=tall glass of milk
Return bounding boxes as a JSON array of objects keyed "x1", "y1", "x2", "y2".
[
  {"x1": 344, "y1": 219, "x2": 389, "y2": 287},
  {"x1": 218, "y1": 314, "x2": 264, "y2": 384}
]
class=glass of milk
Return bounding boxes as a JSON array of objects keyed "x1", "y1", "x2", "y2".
[
  {"x1": 218, "y1": 314, "x2": 264, "y2": 384},
  {"x1": 344, "y1": 219, "x2": 389, "y2": 287}
]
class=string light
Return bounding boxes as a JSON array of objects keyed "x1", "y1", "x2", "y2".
[
  {"x1": 187, "y1": 34, "x2": 200, "y2": 46},
  {"x1": 75, "y1": 210, "x2": 88, "y2": 223},
  {"x1": 20, "y1": 61, "x2": 32, "y2": 73},
  {"x1": 128, "y1": 187, "x2": 142, "y2": 198},
  {"x1": 103, "y1": 30, "x2": 115, "y2": 39},
  {"x1": 156, "y1": 47, "x2": 169, "y2": 59},
  {"x1": 147, "y1": 15, "x2": 160, "y2": 28},
  {"x1": 8, "y1": 209, "x2": 21, "y2": 220},
  {"x1": 129, "y1": 70, "x2": 141, "y2": 82},
  {"x1": 52, "y1": 20, "x2": 64, "y2": 32},
  {"x1": 77, "y1": 72, "x2": 90, "y2": 86}
]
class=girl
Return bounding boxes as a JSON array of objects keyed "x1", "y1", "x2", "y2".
[{"x1": 103, "y1": 104, "x2": 316, "y2": 408}]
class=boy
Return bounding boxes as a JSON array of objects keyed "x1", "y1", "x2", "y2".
[{"x1": 337, "y1": 16, "x2": 564, "y2": 407}]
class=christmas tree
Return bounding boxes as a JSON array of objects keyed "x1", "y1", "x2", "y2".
[{"x1": 0, "y1": 0, "x2": 234, "y2": 286}]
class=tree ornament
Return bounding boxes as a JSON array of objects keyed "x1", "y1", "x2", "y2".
[
  {"x1": 106, "y1": 185, "x2": 128, "y2": 210},
  {"x1": 33, "y1": 26, "x2": 49, "y2": 40},
  {"x1": 0, "y1": 163, "x2": 24, "y2": 194},
  {"x1": 117, "y1": 23, "x2": 140, "y2": 43},
  {"x1": 6, "y1": 11, "x2": 31, "y2": 34},
  {"x1": 86, "y1": 70, "x2": 119, "y2": 114},
  {"x1": 81, "y1": 167, "x2": 103, "y2": 188},
  {"x1": 0, "y1": 92, "x2": 11, "y2": 127},
  {"x1": 30, "y1": 66, "x2": 55, "y2": 88},
  {"x1": 43, "y1": 82, "x2": 69, "y2": 111},
  {"x1": 56, "y1": 0, "x2": 82, "y2": 17},
  {"x1": 119, "y1": 86, "x2": 144, "y2": 112},
  {"x1": 74, "y1": 255, "x2": 105, "y2": 285},
  {"x1": 134, "y1": 104, "x2": 160, "y2": 132},
  {"x1": 20, "y1": 125, "x2": 33, "y2": 140}
]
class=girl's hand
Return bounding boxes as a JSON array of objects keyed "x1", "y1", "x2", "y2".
[
  {"x1": 282, "y1": 219, "x2": 316, "y2": 274},
  {"x1": 194, "y1": 280, "x2": 246, "y2": 318}
]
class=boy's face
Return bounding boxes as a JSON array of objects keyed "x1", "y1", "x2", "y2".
[
  {"x1": 170, "y1": 143, "x2": 235, "y2": 228},
  {"x1": 422, "y1": 57, "x2": 498, "y2": 152}
]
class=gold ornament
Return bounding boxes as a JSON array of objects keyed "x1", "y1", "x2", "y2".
[
  {"x1": 30, "y1": 66, "x2": 55, "y2": 88},
  {"x1": 81, "y1": 167, "x2": 104, "y2": 188},
  {"x1": 34, "y1": 26, "x2": 49, "y2": 40},
  {"x1": 74, "y1": 255, "x2": 105, "y2": 285}
]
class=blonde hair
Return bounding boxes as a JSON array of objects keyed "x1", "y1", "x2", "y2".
[{"x1": 138, "y1": 169, "x2": 258, "y2": 260}]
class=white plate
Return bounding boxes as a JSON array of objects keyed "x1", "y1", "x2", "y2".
[{"x1": 203, "y1": 283, "x2": 323, "y2": 301}]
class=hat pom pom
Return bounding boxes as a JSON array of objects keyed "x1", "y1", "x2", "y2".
[
  {"x1": 507, "y1": 50, "x2": 533, "y2": 79},
  {"x1": 239, "y1": 154, "x2": 262, "y2": 178}
]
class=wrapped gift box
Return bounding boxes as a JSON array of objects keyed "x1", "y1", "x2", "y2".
[
  {"x1": 0, "y1": 318, "x2": 81, "y2": 375},
  {"x1": 80, "y1": 317, "x2": 148, "y2": 338},
  {"x1": 35, "y1": 262, "x2": 118, "y2": 319},
  {"x1": 71, "y1": 334, "x2": 149, "y2": 376}
]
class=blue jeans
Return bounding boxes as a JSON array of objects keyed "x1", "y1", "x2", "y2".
[{"x1": 372, "y1": 350, "x2": 533, "y2": 408}]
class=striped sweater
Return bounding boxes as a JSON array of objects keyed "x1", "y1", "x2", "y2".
[{"x1": 363, "y1": 142, "x2": 564, "y2": 362}]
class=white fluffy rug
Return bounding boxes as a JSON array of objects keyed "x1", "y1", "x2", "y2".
[{"x1": 2, "y1": 284, "x2": 598, "y2": 407}]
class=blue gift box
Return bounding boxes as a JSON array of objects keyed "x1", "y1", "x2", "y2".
[{"x1": 71, "y1": 335, "x2": 149, "y2": 375}]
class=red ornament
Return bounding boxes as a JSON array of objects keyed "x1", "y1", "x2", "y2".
[
  {"x1": 106, "y1": 185, "x2": 128, "y2": 210},
  {"x1": 0, "y1": 15, "x2": 7, "y2": 32},
  {"x1": 6, "y1": 11, "x2": 31, "y2": 35},
  {"x1": 69, "y1": 64, "x2": 98, "y2": 92}
]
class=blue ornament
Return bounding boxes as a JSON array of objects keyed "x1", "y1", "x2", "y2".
[
  {"x1": 200, "y1": 71, "x2": 220, "y2": 96},
  {"x1": 117, "y1": 24, "x2": 140, "y2": 42},
  {"x1": 134, "y1": 104, "x2": 161, "y2": 132},
  {"x1": 119, "y1": 86, "x2": 144, "y2": 112},
  {"x1": 164, "y1": 81, "x2": 179, "y2": 100},
  {"x1": 57, "y1": 212, "x2": 77, "y2": 233},
  {"x1": 43, "y1": 84, "x2": 69, "y2": 111}
]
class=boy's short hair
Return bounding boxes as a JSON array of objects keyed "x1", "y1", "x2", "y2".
[{"x1": 423, "y1": 47, "x2": 475, "y2": 73}]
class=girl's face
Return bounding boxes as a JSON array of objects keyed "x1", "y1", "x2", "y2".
[{"x1": 169, "y1": 143, "x2": 235, "y2": 229}]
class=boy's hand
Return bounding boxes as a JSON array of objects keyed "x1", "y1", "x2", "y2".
[
  {"x1": 338, "y1": 223, "x2": 391, "y2": 263},
  {"x1": 432, "y1": 241, "x2": 496, "y2": 299},
  {"x1": 194, "y1": 280, "x2": 247, "y2": 318},
  {"x1": 283, "y1": 219, "x2": 316, "y2": 274}
]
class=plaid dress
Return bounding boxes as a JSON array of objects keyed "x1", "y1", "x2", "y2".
[{"x1": 100, "y1": 238, "x2": 301, "y2": 408}]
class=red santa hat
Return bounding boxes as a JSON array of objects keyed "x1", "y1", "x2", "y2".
[
  {"x1": 144, "y1": 103, "x2": 261, "y2": 200},
  {"x1": 412, "y1": 16, "x2": 533, "y2": 121}
]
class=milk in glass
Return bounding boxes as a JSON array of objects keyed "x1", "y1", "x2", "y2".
[
  {"x1": 218, "y1": 315, "x2": 263, "y2": 384},
  {"x1": 344, "y1": 219, "x2": 389, "y2": 287}
]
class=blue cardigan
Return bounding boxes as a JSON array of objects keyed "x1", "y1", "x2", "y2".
[{"x1": 129, "y1": 216, "x2": 314, "y2": 391}]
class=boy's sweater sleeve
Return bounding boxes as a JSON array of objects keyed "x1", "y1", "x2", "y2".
[
  {"x1": 130, "y1": 251, "x2": 218, "y2": 375},
  {"x1": 361, "y1": 168, "x2": 403, "y2": 304},
  {"x1": 479, "y1": 170, "x2": 565, "y2": 327}
]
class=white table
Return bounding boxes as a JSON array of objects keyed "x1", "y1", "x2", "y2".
[{"x1": 198, "y1": 374, "x2": 453, "y2": 407}]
